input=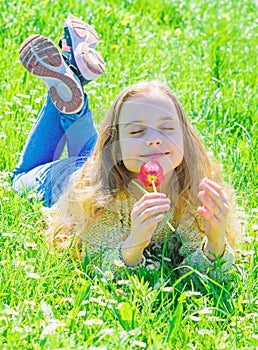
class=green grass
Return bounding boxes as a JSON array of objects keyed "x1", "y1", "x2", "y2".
[{"x1": 0, "y1": 0, "x2": 257, "y2": 348}]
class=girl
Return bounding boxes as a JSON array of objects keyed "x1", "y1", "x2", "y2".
[{"x1": 13, "y1": 14, "x2": 239, "y2": 282}]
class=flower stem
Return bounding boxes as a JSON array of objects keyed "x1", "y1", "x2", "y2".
[
  {"x1": 152, "y1": 180, "x2": 157, "y2": 193},
  {"x1": 132, "y1": 180, "x2": 175, "y2": 232},
  {"x1": 132, "y1": 180, "x2": 148, "y2": 194}
]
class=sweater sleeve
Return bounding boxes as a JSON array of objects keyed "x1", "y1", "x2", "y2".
[
  {"x1": 81, "y1": 204, "x2": 132, "y2": 271},
  {"x1": 176, "y1": 216, "x2": 235, "y2": 283}
]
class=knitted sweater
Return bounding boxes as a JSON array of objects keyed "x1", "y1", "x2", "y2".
[{"x1": 75, "y1": 190, "x2": 235, "y2": 282}]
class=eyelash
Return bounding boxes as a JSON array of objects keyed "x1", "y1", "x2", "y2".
[
  {"x1": 129, "y1": 130, "x2": 144, "y2": 135},
  {"x1": 129, "y1": 127, "x2": 174, "y2": 135}
]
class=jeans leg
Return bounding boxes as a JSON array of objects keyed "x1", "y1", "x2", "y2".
[
  {"x1": 60, "y1": 93, "x2": 98, "y2": 157},
  {"x1": 12, "y1": 93, "x2": 98, "y2": 207},
  {"x1": 13, "y1": 94, "x2": 66, "y2": 174},
  {"x1": 12, "y1": 156, "x2": 87, "y2": 207}
]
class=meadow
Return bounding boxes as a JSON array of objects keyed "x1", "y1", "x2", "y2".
[{"x1": 0, "y1": 0, "x2": 257, "y2": 348}]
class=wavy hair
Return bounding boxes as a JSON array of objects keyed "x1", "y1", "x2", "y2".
[{"x1": 45, "y1": 81, "x2": 240, "y2": 251}]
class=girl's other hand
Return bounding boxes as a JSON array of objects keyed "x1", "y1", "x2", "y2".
[
  {"x1": 198, "y1": 178, "x2": 229, "y2": 258},
  {"x1": 121, "y1": 192, "x2": 170, "y2": 266}
]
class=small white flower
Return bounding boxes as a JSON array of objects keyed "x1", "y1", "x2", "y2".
[
  {"x1": 163, "y1": 256, "x2": 171, "y2": 262},
  {"x1": 128, "y1": 328, "x2": 140, "y2": 336},
  {"x1": 189, "y1": 315, "x2": 201, "y2": 322},
  {"x1": 77, "y1": 311, "x2": 86, "y2": 317},
  {"x1": 89, "y1": 297, "x2": 105, "y2": 307},
  {"x1": 100, "y1": 278, "x2": 108, "y2": 284},
  {"x1": 185, "y1": 291, "x2": 202, "y2": 297},
  {"x1": 17, "y1": 93, "x2": 30, "y2": 99},
  {"x1": 41, "y1": 320, "x2": 65, "y2": 336},
  {"x1": 147, "y1": 264, "x2": 155, "y2": 271},
  {"x1": 24, "y1": 300, "x2": 36, "y2": 306},
  {"x1": 174, "y1": 28, "x2": 182, "y2": 35},
  {"x1": 153, "y1": 279, "x2": 165, "y2": 290},
  {"x1": 113, "y1": 259, "x2": 124, "y2": 267},
  {"x1": 252, "y1": 224, "x2": 258, "y2": 231},
  {"x1": 198, "y1": 308, "x2": 212, "y2": 315},
  {"x1": 40, "y1": 302, "x2": 53, "y2": 318},
  {"x1": 26, "y1": 273, "x2": 40, "y2": 279},
  {"x1": 220, "y1": 13, "x2": 230, "y2": 20},
  {"x1": 101, "y1": 328, "x2": 114, "y2": 335},
  {"x1": 83, "y1": 318, "x2": 103, "y2": 326},
  {"x1": 61, "y1": 297, "x2": 74, "y2": 304},
  {"x1": 24, "y1": 241, "x2": 37, "y2": 248},
  {"x1": 117, "y1": 279, "x2": 129, "y2": 285},
  {"x1": 12, "y1": 97, "x2": 21, "y2": 105},
  {"x1": 130, "y1": 340, "x2": 147, "y2": 348},
  {"x1": 2, "y1": 233, "x2": 13, "y2": 237},
  {"x1": 207, "y1": 316, "x2": 225, "y2": 322},
  {"x1": 104, "y1": 271, "x2": 114, "y2": 280},
  {"x1": 27, "y1": 117, "x2": 37, "y2": 123},
  {"x1": 198, "y1": 329, "x2": 212, "y2": 335}
]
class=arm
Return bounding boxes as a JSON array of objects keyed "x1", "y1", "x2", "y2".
[
  {"x1": 120, "y1": 192, "x2": 171, "y2": 266},
  {"x1": 178, "y1": 178, "x2": 235, "y2": 282},
  {"x1": 178, "y1": 229, "x2": 235, "y2": 283},
  {"x1": 80, "y1": 192, "x2": 170, "y2": 270},
  {"x1": 198, "y1": 177, "x2": 229, "y2": 260}
]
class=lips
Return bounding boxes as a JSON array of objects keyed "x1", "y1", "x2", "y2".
[{"x1": 142, "y1": 152, "x2": 170, "y2": 159}]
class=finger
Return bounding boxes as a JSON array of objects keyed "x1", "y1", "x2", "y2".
[
  {"x1": 137, "y1": 214, "x2": 165, "y2": 233},
  {"x1": 133, "y1": 203, "x2": 170, "y2": 224},
  {"x1": 130, "y1": 214, "x2": 164, "y2": 246},
  {"x1": 200, "y1": 178, "x2": 223, "y2": 192},
  {"x1": 132, "y1": 197, "x2": 171, "y2": 219},
  {"x1": 200, "y1": 178, "x2": 227, "y2": 208},
  {"x1": 200, "y1": 178, "x2": 228, "y2": 203},
  {"x1": 198, "y1": 190, "x2": 221, "y2": 216},
  {"x1": 144, "y1": 213, "x2": 164, "y2": 225},
  {"x1": 198, "y1": 206, "x2": 221, "y2": 224},
  {"x1": 146, "y1": 214, "x2": 165, "y2": 232},
  {"x1": 136, "y1": 192, "x2": 167, "y2": 206},
  {"x1": 199, "y1": 184, "x2": 229, "y2": 213},
  {"x1": 199, "y1": 195, "x2": 227, "y2": 219}
]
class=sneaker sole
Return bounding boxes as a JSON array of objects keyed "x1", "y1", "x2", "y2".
[
  {"x1": 20, "y1": 34, "x2": 84, "y2": 114},
  {"x1": 67, "y1": 14, "x2": 105, "y2": 81}
]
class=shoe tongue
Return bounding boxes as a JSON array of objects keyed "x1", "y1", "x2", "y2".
[
  {"x1": 61, "y1": 39, "x2": 72, "y2": 53},
  {"x1": 64, "y1": 27, "x2": 72, "y2": 47},
  {"x1": 61, "y1": 28, "x2": 76, "y2": 68}
]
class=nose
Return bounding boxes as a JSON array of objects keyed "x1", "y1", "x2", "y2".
[{"x1": 145, "y1": 139, "x2": 163, "y2": 146}]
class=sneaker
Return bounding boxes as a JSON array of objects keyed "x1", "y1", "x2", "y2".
[
  {"x1": 20, "y1": 34, "x2": 84, "y2": 114},
  {"x1": 62, "y1": 13, "x2": 105, "y2": 84}
]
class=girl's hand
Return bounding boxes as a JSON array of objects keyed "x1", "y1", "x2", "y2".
[
  {"x1": 121, "y1": 192, "x2": 170, "y2": 266},
  {"x1": 198, "y1": 178, "x2": 229, "y2": 259}
]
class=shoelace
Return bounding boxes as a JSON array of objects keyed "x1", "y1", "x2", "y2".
[{"x1": 58, "y1": 38, "x2": 91, "y2": 86}]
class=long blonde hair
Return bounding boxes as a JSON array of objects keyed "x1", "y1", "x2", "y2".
[{"x1": 45, "y1": 81, "x2": 239, "y2": 251}]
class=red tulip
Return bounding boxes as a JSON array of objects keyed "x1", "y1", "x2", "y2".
[
  {"x1": 137, "y1": 160, "x2": 165, "y2": 188},
  {"x1": 132, "y1": 160, "x2": 174, "y2": 231}
]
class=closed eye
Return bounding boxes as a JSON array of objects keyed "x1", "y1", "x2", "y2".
[
  {"x1": 161, "y1": 127, "x2": 175, "y2": 131},
  {"x1": 129, "y1": 130, "x2": 144, "y2": 135}
]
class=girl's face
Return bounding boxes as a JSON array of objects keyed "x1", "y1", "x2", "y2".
[{"x1": 118, "y1": 94, "x2": 184, "y2": 178}]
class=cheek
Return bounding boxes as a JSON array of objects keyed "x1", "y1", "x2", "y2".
[
  {"x1": 119, "y1": 138, "x2": 140, "y2": 157},
  {"x1": 172, "y1": 138, "x2": 184, "y2": 168},
  {"x1": 167, "y1": 132, "x2": 184, "y2": 154},
  {"x1": 119, "y1": 139, "x2": 142, "y2": 173},
  {"x1": 122, "y1": 158, "x2": 142, "y2": 175}
]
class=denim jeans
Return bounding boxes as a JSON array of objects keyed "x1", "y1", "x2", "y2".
[{"x1": 12, "y1": 93, "x2": 98, "y2": 207}]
